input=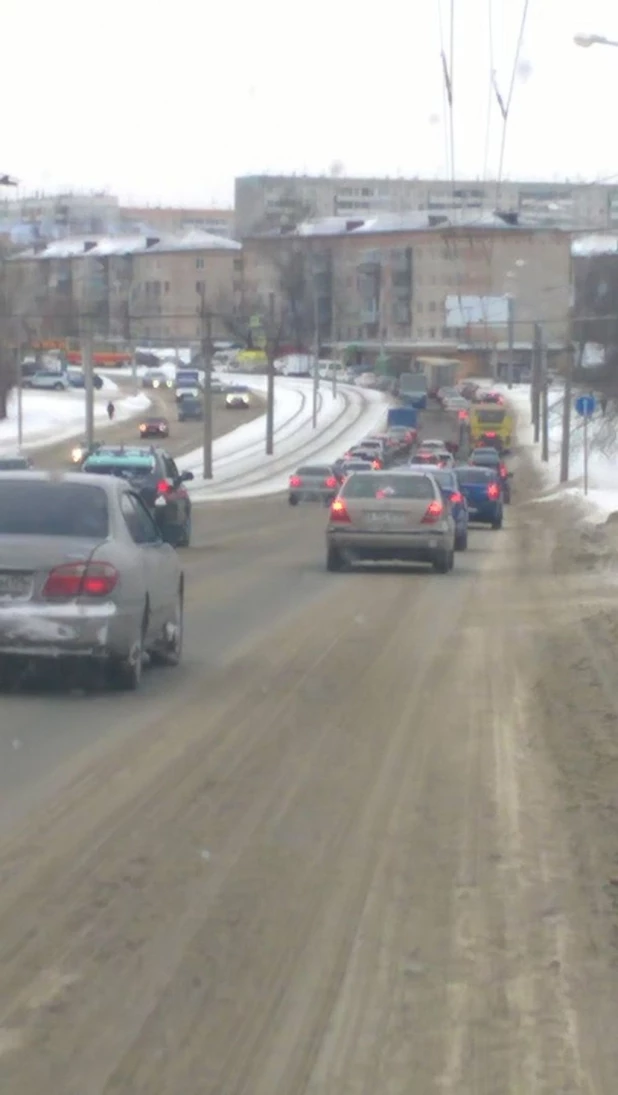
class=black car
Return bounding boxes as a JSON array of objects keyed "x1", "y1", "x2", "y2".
[
  {"x1": 139, "y1": 416, "x2": 170, "y2": 439},
  {"x1": 81, "y1": 444, "x2": 194, "y2": 546},
  {"x1": 178, "y1": 396, "x2": 203, "y2": 422}
]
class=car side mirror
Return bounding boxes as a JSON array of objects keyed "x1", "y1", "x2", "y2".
[{"x1": 180, "y1": 470, "x2": 194, "y2": 482}]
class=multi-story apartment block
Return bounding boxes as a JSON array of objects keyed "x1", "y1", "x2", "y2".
[
  {"x1": 10, "y1": 230, "x2": 242, "y2": 345},
  {"x1": 235, "y1": 173, "x2": 618, "y2": 237},
  {"x1": 242, "y1": 212, "x2": 573, "y2": 367},
  {"x1": 120, "y1": 206, "x2": 234, "y2": 239},
  {"x1": 0, "y1": 191, "x2": 121, "y2": 243}
]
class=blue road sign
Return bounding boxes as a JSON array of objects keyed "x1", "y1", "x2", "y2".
[{"x1": 575, "y1": 394, "x2": 596, "y2": 417}]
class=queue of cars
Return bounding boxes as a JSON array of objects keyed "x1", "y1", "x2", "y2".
[{"x1": 287, "y1": 392, "x2": 513, "y2": 573}]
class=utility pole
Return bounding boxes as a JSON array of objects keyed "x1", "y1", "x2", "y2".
[
  {"x1": 200, "y1": 289, "x2": 213, "y2": 479},
  {"x1": 540, "y1": 338, "x2": 549, "y2": 462},
  {"x1": 82, "y1": 318, "x2": 95, "y2": 449},
  {"x1": 559, "y1": 349, "x2": 574, "y2": 483},
  {"x1": 15, "y1": 345, "x2": 23, "y2": 450},
  {"x1": 265, "y1": 292, "x2": 276, "y2": 456},
  {"x1": 532, "y1": 322, "x2": 542, "y2": 442},
  {"x1": 312, "y1": 271, "x2": 320, "y2": 429},
  {"x1": 506, "y1": 294, "x2": 515, "y2": 389}
]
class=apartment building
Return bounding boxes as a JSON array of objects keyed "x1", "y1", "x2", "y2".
[
  {"x1": 0, "y1": 191, "x2": 121, "y2": 243},
  {"x1": 235, "y1": 173, "x2": 617, "y2": 237},
  {"x1": 120, "y1": 206, "x2": 234, "y2": 239},
  {"x1": 10, "y1": 230, "x2": 242, "y2": 345},
  {"x1": 242, "y1": 212, "x2": 572, "y2": 366}
]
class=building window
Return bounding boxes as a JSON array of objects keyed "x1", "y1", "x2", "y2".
[
  {"x1": 196, "y1": 258, "x2": 205, "y2": 269},
  {"x1": 233, "y1": 258, "x2": 242, "y2": 272},
  {"x1": 196, "y1": 280, "x2": 205, "y2": 294},
  {"x1": 164, "y1": 281, "x2": 170, "y2": 293},
  {"x1": 429, "y1": 301, "x2": 436, "y2": 312},
  {"x1": 429, "y1": 327, "x2": 436, "y2": 338}
]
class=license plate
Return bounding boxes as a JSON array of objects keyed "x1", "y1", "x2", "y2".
[
  {"x1": 0, "y1": 572, "x2": 33, "y2": 600},
  {"x1": 366, "y1": 511, "x2": 407, "y2": 528}
]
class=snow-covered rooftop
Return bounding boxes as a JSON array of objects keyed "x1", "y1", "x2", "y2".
[
  {"x1": 10, "y1": 228, "x2": 241, "y2": 260},
  {"x1": 256, "y1": 209, "x2": 551, "y2": 240},
  {"x1": 148, "y1": 228, "x2": 240, "y2": 252},
  {"x1": 571, "y1": 234, "x2": 618, "y2": 257}
]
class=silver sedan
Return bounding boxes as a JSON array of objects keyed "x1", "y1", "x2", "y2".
[
  {"x1": 325, "y1": 469, "x2": 456, "y2": 573},
  {"x1": 0, "y1": 471, "x2": 184, "y2": 690}
]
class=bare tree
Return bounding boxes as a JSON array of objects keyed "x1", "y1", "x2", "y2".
[{"x1": 0, "y1": 246, "x2": 40, "y2": 419}]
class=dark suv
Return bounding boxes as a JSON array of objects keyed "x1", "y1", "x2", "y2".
[{"x1": 81, "y1": 444, "x2": 194, "y2": 546}]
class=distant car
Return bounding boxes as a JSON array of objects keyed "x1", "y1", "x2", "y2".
[
  {"x1": 0, "y1": 453, "x2": 33, "y2": 471},
  {"x1": 0, "y1": 471, "x2": 184, "y2": 691},
  {"x1": 468, "y1": 447, "x2": 511, "y2": 502},
  {"x1": 415, "y1": 449, "x2": 454, "y2": 468},
  {"x1": 139, "y1": 416, "x2": 170, "y2": 439},
  {"x1": 385, "y1": 425, "x2": 417, "y2": 453},
  {"x1": 67, "y1": 371, "x2": 104, "y2": 390},
  {"x1": 82, "y1": 445, "x2": 194, "y2": 547},
  {"x1": 177, "y1": 396, "x2": 203, "y2": 422},
  {"x1": 342, "y1": 447, "x2": 380, "y2": 467},
  {"x1": 408, "y1": 464, "x2": 468, "y2": 550},
  {"x1": 456, "y1": 466, "x2": 504, "y2": 529},
  {"x1": 474, "y1": 390, "x2": 503, "y2": 405},
  {"x1": 416, "y1": 439, "x2": 449, "y2": 452},
  {"x1": 325, "y1": 469, "x2": 456, "y2": 573},
  {"x1": 22, "y1": 371, "x2": 71, "y2": 392},
  {"x1": 289, "y1": 464, "x2": 340, "y2": 506},
  {"x1": 339, "y1": 460, "x2": 375, "y2": 477},
  {"x1": 142, "y1": 369, "x2": 174, "y2": 390},
  {"x1": 225, "y1": 387, "x2": 251, "y2": 409}
]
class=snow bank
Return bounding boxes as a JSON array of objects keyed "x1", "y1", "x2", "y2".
[
  {"x1": 505, "y1": 381, "x2": 618, "y2": 523},
  {"x1": 0, "y1": 390, "x2": 151, "y2": 455}
]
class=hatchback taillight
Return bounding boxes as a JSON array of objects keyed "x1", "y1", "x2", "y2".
[
  {"x1": 499, "y1": 464, "x2": 507, "y2": 478},
  {"x1": 324, "y1": 476, "x2": 338, "y2": 488},
  {"x1": 330, "y1": 499, "x2": 351, "y2": 523},
  {"x1": 42, "y1": 562, "x2": 118, "y2": 599},
  {"x1": 487, "y1": 482, "x2": 500, "y2": 499},
  {"x1": 289, "y1": 475, "x2": 302, "y2": 487},
  {"x1": 450, "y1": 491, "x2": 464, "y2": 504},
  {"x1": 421, "y1": 500, "x2": 444, "y2": 524},
  {"x1": 157, "y1": 479, "x2": 171, "y2": 494}
]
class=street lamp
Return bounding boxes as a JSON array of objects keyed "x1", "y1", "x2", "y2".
[{"x1": 574, "y1": 32, "x2": 618, "y2": 49}]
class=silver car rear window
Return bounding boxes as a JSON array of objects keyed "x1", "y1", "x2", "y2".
[
  {"x1": 0, "y1": 481, "x2": 109, "y2": 537},
  {"x1": 341, "y1": 473, "x2": 435, "y2": 500}
]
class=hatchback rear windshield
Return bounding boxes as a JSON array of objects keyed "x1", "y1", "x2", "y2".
[
  {"x1": 297, "y1": 465, "x2": 331, "y2": 476},
  {"x1": 342, "y1": 473, "x2": 435, "y2": 499},
  {"x1": 474, "y1": 409, "x2": 505, "y2": 424},
  {"x1": 457, "y1": 468, "x2": 495, "y2": 484},
  {"x1": 83, "y1": 461, "x2": 155, "y2": 479},
  {"x1": 0, "y1": 481, "x2": 109, "y2": 538},
  {"x1": 471, "y1": 451, "x2": 499, "y2": 465}
]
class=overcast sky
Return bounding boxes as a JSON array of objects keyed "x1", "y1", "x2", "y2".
[{"x1": 4, "y1": 0, "x2": 618, "y2": 208}]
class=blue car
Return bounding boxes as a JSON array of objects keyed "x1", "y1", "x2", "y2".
[
  {"x1": 456, "y1": 465, "x2": 504, "y2": 529},
  {"x1": 408, "y1": 463, "x2": 469, "y2": 550}
]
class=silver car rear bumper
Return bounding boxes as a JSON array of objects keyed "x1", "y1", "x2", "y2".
[
  {"x1": 327, "y1": 526, "x2": 452, "y2": 559},
  {"x1": 0, "y1": 601, "x2": 129, "y2": 659}
]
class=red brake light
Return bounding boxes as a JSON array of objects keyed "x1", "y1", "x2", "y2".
[
  {"x1": 450, "y1": 491, "x2": 463, "y2": 504},
  {"x1": 325, "y1": 476, "x2": 338, "y2": 488},
  {"x1": 289, "y1": 475, "x2": 302, "y2": 487},
  {"x1": 330, "y1": 499, "x2": 351, "y2": 523},
  {"x1": 372, "y1": 460, "x2": 382, "y2": 469},
  {"x1": 458, "y1": 410, "x2": 468, "y2": 420},
  {"x1": 157, "y1": 479, "x2": 171, "y2": 494},
  {"x1": 43, "y1": 562, "x2": 118, "y2": 600},
  {"x1": 487, "y1": 482, "x2": 500, "y2": 499},
  {"x1": 485, "y1": 431, "x2": 496, "y2": 438},
  {"x1": 421, "y1": 499, "x2": 444, "y2": 524}
]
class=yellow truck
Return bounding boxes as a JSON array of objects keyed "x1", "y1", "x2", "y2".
[{"x1": 469, "y1": 403, "x2": 513, "y2": 452}]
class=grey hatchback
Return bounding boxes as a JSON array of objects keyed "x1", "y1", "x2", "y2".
[{"x1": 325, "y1": 469, "x2": 455, "y2": 572}]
